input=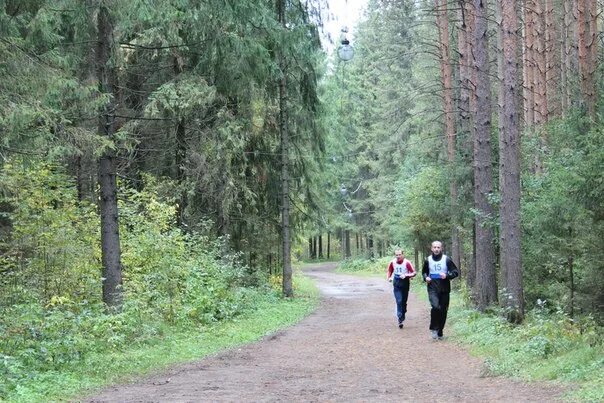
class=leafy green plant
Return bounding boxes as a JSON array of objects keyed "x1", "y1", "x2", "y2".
[{"x1": 0, "y1": 160, "x2": 302, "y2": 401}]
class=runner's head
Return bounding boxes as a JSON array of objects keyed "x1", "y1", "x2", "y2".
[
  {"x1": 394, "y1": 248, "x2": 404, "y2": 263},
  {"x1": 431, "y1": 241, "x2": 443, "y2": 257}
]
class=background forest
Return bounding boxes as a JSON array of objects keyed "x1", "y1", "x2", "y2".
[
  {"x1": 0, "y1": 0, "x2": 602, "y2": 400},
  {"x1": 320, "y1": 0, "x2": 603, "y2": 323}
]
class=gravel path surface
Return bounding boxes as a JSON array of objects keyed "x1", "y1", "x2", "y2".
[{"x1": 86, "y1": 262, "x2": 564, "y2": 402}]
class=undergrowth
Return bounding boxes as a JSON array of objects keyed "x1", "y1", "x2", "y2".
[
  {"x1": 449, "y1": 294, "x2": 603, "y2": 402},
  {"x1": 0, "y1": 270, "x2": 319, "y2": 402}
]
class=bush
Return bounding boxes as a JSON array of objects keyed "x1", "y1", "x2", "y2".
[{"x1": 0, "y1": 161, "x2": 271, "y2": 400}]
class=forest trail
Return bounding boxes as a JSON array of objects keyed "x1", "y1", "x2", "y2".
[{"x1": 86, "y1": 262, "x2": 565, "y2": 402}]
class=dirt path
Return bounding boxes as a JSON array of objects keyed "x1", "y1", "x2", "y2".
[{"x1": 86, "y1": 262, "x2": 565, "y2": 402}]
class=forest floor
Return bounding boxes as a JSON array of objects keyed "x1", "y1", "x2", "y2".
[{"x1": 85, "y1": 262, "x2": 566, "y2": 402}]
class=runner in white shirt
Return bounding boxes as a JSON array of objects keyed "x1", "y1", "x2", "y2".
[
  {"x1": 386, "y1": 248, "x2": 417, "y2": 329},
  {"x1": 422, "y1": 241, "x2": 460, "y2": 339}
]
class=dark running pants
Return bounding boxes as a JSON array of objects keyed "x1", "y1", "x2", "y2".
[
  {"x1": 427, "y1": 286, "x2": 450, "y2": 336},
  {"x1": 393, "y1": 277, "x2": 410, "y2": 324}
]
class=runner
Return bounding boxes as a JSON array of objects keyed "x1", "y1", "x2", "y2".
[
  {"x1": 422, "y1": 241, "x2": 460, "y2": 339},
  {"x1": 386, "y1": 248, "x2": 416, "y2": 328}
]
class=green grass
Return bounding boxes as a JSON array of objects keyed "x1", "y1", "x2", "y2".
[
  {"x1": 334, "y1": 257, "x2": 389, "y2": 276},
  {"x1": 298, "y1": 257, "x2": 341, "y2": 264},
  {"x1": 448, "y1": 296, "x2": 603, "y2": 402},
  {"x1": 5, "y1": 273, "x2": 320, "y2": 403}
]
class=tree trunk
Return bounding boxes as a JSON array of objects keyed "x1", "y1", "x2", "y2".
[
  {"x1": 319, "y1": 234, "x2": 323, "y2": 258},
  {"x1": 456, "y1": 0, "x2": 472, "y2": 274},
  {"x1": 473, "y1": 0, "x2": 498, "y2": 310},
  {"x1": 327, "y1": 232, "x2": 331, "y2": 259},
  {"x1": 435, "y1": 0, "x2": 460, "y2": 269},
  {"x1": 586, "y1": 0, "x2": 597, "y2": 118},
  {"x1": 533, "y1": 0, "x2": 547, "y2": 125},
  {"x1": 175, "y1": 118, "x2": 187, "y2": 225},
  {"x1": 457, "y1": 0, "x2": 472, "y2": 134},
  {"x1": 575, "y1": 0, "x2": 598, "y2": 117},
  {"x1": 308, "y1": 237, "x2": 313, "y2": 259},
  {"x1": 561, "y1": 0, "x2": 572, "y2": 112},
  {"x1": 523, "y1": 0, "x2": 535, "y2": 126},
  {"x1": 96, "y1": 4, "x2": 122, "y2": 309},
  {"x1": 72, "y1": 155, "x2": 84, "y2": 201},
  {"x1": 174, "y1": 54, "x2": 187, "y2": 225},
  {"x1": 577, "y1": 0, "x2": 589, "y2": 113},
  {"x1": 544, "y1": 0, "x2": 558, "y2": 117},
  {"x1": 414, "y1": 247, "x2": 419, "y2": 273},
  {"x1": 467, "y1": 225, "x2": 477, "y2": 299},
  {"x1": 277, "y1": 0, "x2": 292, "y2": 297},
  {"x1": 174, "y1": 56, "x2": 186, "y2": 182},
  {"x1": 345, "y1": 229, "x2": 351, "y2": 258},
  {"x1": 499, "y1": 0, "x2": 524, "y2": 323}
]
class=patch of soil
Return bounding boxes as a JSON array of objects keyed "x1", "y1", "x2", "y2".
[{"x1": 86, "y1": 262, "x2": 565, "y2": 402}]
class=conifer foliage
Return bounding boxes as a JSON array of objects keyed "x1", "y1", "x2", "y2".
[
  {"x1": 1, "y1": 0, "x2": 325, "y2": 307},
  {"x1": 318, "y1": 0, "x2": 602, "y2": 324}
]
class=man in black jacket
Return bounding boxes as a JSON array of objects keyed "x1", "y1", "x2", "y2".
[{"x1": 422, "y1": 241, "x2": 460, "y2": 340}]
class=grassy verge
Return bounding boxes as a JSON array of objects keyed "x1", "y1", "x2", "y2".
[
  {"x1": 447, "y1": 292, "x2": 603, "y2": 402},
  {"x1": 6, "y1": 272, "x2": 320, "y2": 403}
]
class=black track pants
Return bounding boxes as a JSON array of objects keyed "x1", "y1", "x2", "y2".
[{"x1": 427, "y1": 284, "x2": 450, "y2": 335}]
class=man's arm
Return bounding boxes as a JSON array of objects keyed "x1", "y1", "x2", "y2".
[
  {"x1": 406, "y1": 260, "x2": 416, "y2": 277},
  {"x1": 446, "y1": 257, "x2": 460, "y2": 279},
  {"x1": 387, "y1": 261, "x2": 394, "y2": 281},
  {"x1": 422, "y1": 259, "x2": 430, "y2": 281}
]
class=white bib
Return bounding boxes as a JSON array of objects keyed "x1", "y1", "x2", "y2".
[
  {"x1": 392, "y1": 258, "x2": 410, "y2": 277},
  {"x1": 428, "y1": 254, "x2": 448, "y2": 275}
]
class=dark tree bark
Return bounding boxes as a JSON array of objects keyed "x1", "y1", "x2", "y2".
[
  {"x1": 576, "y1": 0, "x2": 588, "y2": 112},
  {"x1": 308, "y1": 237, "x2": 313, "y2": 259},
  {"x1": 344, "y1": 229, "x2": 351, "y2": 258},
  {"x1": 522, "y1": 0, "x2": 535, "y2": 126},
  {"x1": 414, "y1": 247, "x2": 419, "y2": 273},
  {"x1": 499, "y1": 0, "x2": 524, "y2": 322},
  {"x1": 467, "y1": 226, "x2": 477, "y2": 297},
  {"x1": 277, "y1": 0, "x2": 292, "y2": 297},
  {"x1": 456, "y1": 0, "x2": 473, "y2": 277},
  {"x1": 96, "y1": 4, "x2": 122, "y2": 309},
  {"x1": 533, "y1": 0, "x2": 547, "y2": 125},
  {"x1": 585, "y1": 0, "x2": 597, "y2": 118},
  {"x1": 544, "y1": 0, "x2": 558, "y2": 117},
  {"x1": 318, "y1": 234, "x2": 323, "y2": 258},
  {"x1": 561, "y1": 0, "x2": 574, "y2": 112},
  {"x1": 435, "y1": 0, "x2": 460, "y2": 269},
  {"x1": 174, "y1": 57, "x2": 187, "y2": 226},
  {"x1": 472, "y1": 0, "x2": 497, "y2": 310}
]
